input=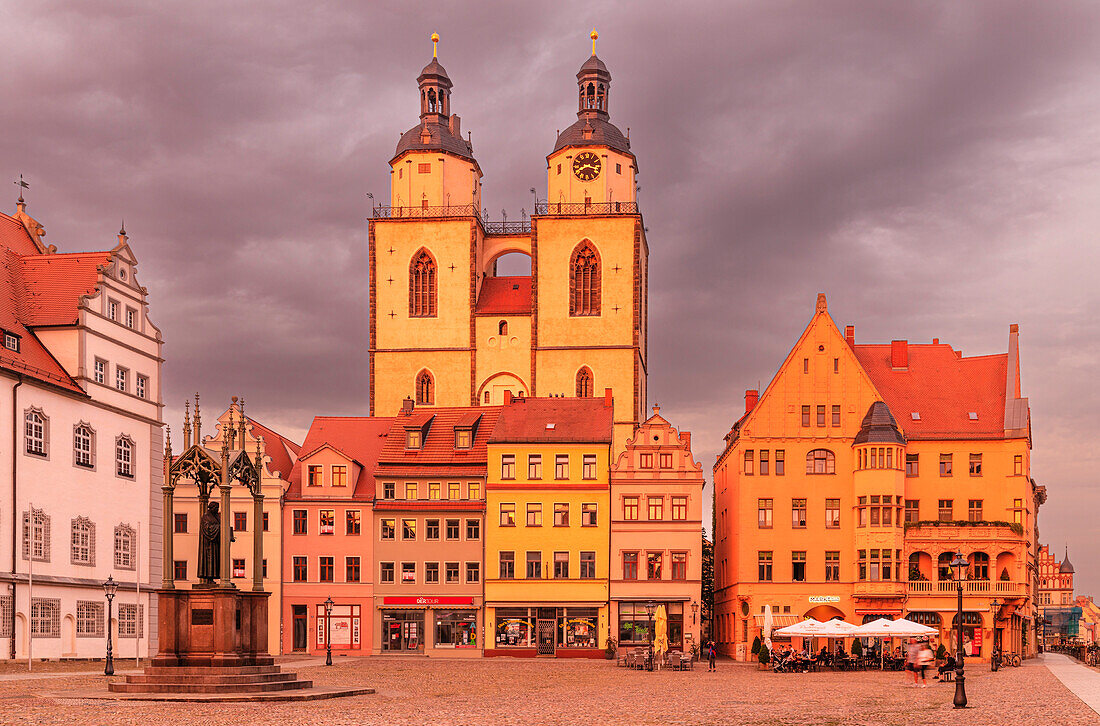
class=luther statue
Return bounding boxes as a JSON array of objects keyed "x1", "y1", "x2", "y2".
[{"x1": 197, "y1": 501, "x2": 221, "y2": 583}]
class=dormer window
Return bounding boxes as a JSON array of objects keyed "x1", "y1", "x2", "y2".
[
  {"x1": 406, "y1": 430, "x2": 422, "y2": 450},
  {"x1": 455, "y1": 429, "x2": 472, "y2": 449},
  {"x1": 3, "y1": 331, "x2": 19, "y2": 352}
]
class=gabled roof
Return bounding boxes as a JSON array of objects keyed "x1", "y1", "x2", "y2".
[
  {"x1": 474, "y1": 276, "x2": 532, "y2": 316},
  {"x1": 377, "y1": 406, "x2": 501, "y2": 473},
  {"x1": 20, "y1": 251, "x2": 113, "y2": 326},
  {"x1": 286, "y1": 417, "x2": 394, "y2": 500},
  {"x1": 246, "y1": 417, "x2": 301, "y2": 480},
  {"x1": 488, "y1": 397, "x2": 613, "y2": 444}
]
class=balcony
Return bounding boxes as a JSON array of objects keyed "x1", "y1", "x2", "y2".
[
  {"x1": 907, "y1": 580, "x2": 1026, "y2": 597},
  {"x1": 534, "y1": 201, "x2": 639, "y2": 216},
  {"x1": 371, "y1": 203, "x2": 480, "y2": 220}
]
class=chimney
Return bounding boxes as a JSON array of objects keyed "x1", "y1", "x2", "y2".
[
  {"x1": 681, "y1": 431, "x2": 691, "y2": 450},
  {"x1": 745, "y1": 389, "x2": 759, "y2": 414},
  {"x1": 932, "y1": 338, "x2": 939, "y2": 345},
  {"x1": 449, "y1": 114, "x2": 461, "y2": 137},
  {"x1": 890, "y1": 340, "x2": 908, "y2": 370},
  {"x1": 844, "y1": 325, "x2": 855, "y2": 348},
  {"x1": 604, "y1": 388, "x2": 613, "y2": 407},
  {"x1": 504, "y1": 390, "x2": 513, "y2": 404},
  {"x1": 401, "y1": 397, "x2": 415, "y2": 414}
]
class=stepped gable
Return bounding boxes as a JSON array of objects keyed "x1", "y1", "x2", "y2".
[{"x1": 286, "y1": 416, "x2": 394, "y2": 499}]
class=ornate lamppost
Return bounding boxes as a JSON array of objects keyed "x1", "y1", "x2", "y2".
[
  {"x1": 990, "y1": 598, "x2": 1001, "y2": 671},
  {"x1": 103, "y1": 575, "x2": 118, "y2": 676},
  {"x1": 950, "y1": 551, "x2": 969, "y2": 708},
  {"x1": 324, "y1": 597, "x2": 334, "y2": 666},
  {"x1": 644, "y1": 600, "x2": 657, "y2": 671}
]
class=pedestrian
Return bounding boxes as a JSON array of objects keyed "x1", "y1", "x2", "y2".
[
  {"x1": 707, "y1": 641, "x2": 717, "y2": 672},
  {"x1": 914, "y1": 639, "x2": 933, "y2": 687},
  {"x1": 905, "y1": 637, "x2": 920, "y2": 686}
]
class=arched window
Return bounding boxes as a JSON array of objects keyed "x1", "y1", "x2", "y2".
[
  {"x1": 71, "y1": 516, "x2": 94, "y2": 566},
  {"x1": 570, "y1": 241, "x2": 601, "y2": 316},
  {"x1": 73, "y1": 423, "x2": 95, "y2": 468},
  {"x1": 498, "y1": 320, "x2": 508, "y2": 336},
  {"x1": 427, "y1": 88, "x2": 437, "y2": 112},
  {"x1": 597, "y1": 83, "x2": 606, "y2": 110},
  {"x1": 937, "y1": 552, "x2": 955, "y2": 581},
  {"x1": 25, "y1": 408, "x2": 47, "y2": 456},
  {"x1": 805, "y1": 449, "x2": 835, "y2": 474},
  {"x1": 576, "y1": 367, "x2": 593, "y2": 398},
  {"x1": 115, "y1": 524, "x2": 136, "y2": 570},
  {"x1": 416, "y1": 370, "x2": 434, "y2": 405},
  {"x1": 409, "y1": 250, "x2": 437, "y2": 317},
  {"x1": 907, "y1": 612, "x2": 942, "y2": 627},
  {"x1": 115, "y1": 436, "x2": 134, "y2": 478}
]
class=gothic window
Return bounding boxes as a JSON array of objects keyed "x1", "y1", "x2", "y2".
[
  {"x1": 576, "y1": 367, "x2": 593, "y2": 398},
  {"x1": 73, "y1": 423, "x2": 95, "y2": 468},
  {"x1": 416, "y1": 370, "x2": 434, "y2": 405},
  {"x1": 116, "y1": 436, "x2": 134, "y2": 478},
  {"x1": 115, "y1": 524, "x2": 136, "y2": 570},
  {"x1": 70, "y1": 517, "x2": 94, "y2": 566},
  {"x1": 409, "y1": 250, "x2": 437, "y2": 317},
  {"x1": 569, "y1": 241, "x2": 601, "y2": 316},
  {"x1": 24, "y1": 408, "x2": 47, "y2": 456}
]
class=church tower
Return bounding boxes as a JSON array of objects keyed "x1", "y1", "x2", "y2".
[{"x1": 369, "y1": 32, "x2": 648, "y2": 453}]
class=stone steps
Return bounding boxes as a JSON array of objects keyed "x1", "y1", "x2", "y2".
[
  {"x1": 123, "y1": 671, "x2": 299, "y2": 685},
  {"x1": 143, "y1": 665, "x2": 281, "y2": 676},
  {"x1": 109, "y1": 662, "x2": 314, "y2": 694},
  {"x1": 109, "y1": 678, "x2": 313, "y2": 694}
]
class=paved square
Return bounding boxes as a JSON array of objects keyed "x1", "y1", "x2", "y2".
[{"x1": 2, "y1": 655, "x2": 1096, "y2": 725}]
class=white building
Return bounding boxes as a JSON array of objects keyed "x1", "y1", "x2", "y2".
[{"x1": 0, "y1": 198, "x2": 163, "y2": 660}]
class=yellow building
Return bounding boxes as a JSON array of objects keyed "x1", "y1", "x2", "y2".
[
  {"x1": 170, "y1": 398, "x2": 300, "y2": 654},
  {"x1": 369, "y1": 33, "x2": 647, "y2": 453},
  {"x1": 713, "y1": 295, "x2": 1042, "y2": 662},
  {"x1": 484, "y1": 395, "x2": 613, "y2": 657}
]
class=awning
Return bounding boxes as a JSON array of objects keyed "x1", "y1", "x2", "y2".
[{"x1": 753, "y1": 615, "x2": 800, "y2": 627}]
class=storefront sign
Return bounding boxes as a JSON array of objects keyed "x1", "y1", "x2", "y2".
[
  {"x1": 383, "y1": 596, "x2": 475, "y2": 607},
  {"x1": 808, "y1": 596, "x2": 840, "y2": 604}
]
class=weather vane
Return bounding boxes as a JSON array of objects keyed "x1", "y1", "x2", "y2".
[{"x1": 13, "y1": 173, "x2": 29, "y2": 202}]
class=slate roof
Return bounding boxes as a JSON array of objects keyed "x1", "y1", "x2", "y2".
[
  {"x1": 853, "y1": 401, "x2": 906, "y2": 446},
  {"x1": 394, "y1": 121, "x2": 475, "y2": 162},
  {"x1": 488, "y1": 397, "x2": 613, "y2": 444},
  {"x1": 552, "y1": 117, "x2": 632, "y2": 157},
  {"x1": 474, "y1": 276, "x2": 532, "y2": 316},
  {"x1": 286, "y1": 417, "x2": 395, "y2": 500}
]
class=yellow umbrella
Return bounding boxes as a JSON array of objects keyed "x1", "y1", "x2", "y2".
[{"x1": 655, "y1": 605, "x2": 669, "y2": 658}]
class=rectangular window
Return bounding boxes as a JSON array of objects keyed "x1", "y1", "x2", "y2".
[
  {"x1": 499, "y1": 551, "x2": 515, "y2": 579},
  {"x1": 445, "y1": 519, "x2": 460, "y2": 540},
  {"x1": 307, "y1": 465, "x2": 322, "y2": 486},
  {"x1": 904, "y1": 499, "x2": 919, "y2": 523},
  {"x1": 331, "y1": 466, "x2": 347, "y2": 487},
  {"x1": 468, "y1": 482, "x2": 480, "y2": 500},
  {"x1": 757, "y1": 499, "x2": 773, "y2": 528},
  {"x1": 448, "y1": 482, "x2": 460, "y2": 500},
  {"x1": 555, "y1": 454, "x2": 569, "y2": 479},
  {"x1": 968, "y1": 499, "x2": 983, "y2": 522},
  {"x1": 346, "y1": 510, "x2": 361, "y2": 535},
  {"x1": 623, "y1": 551, "x2": 638, "y2": 580},
  {"x1": 743, "y1": 450, "x2": 754, "y2": 475},
  {"x1": 581, "y1": 503, "x2": 597, "y2": 526},
  {"x1": 293, "y1": 556, "x2": 308, "y2": 582},
  {"x1": 939, "y1": 453, "x2": 952, "y2": 476},
  {"x1": 425, "y1": 518, "x2": 440, "y2": 540},
  {"x1": 831, "y1": 404, "x2": 841, "y2": 427},
  {"x1": 759, "y1": 449, "x2": 769, "y2": 475},
  {"x1": 792, "y1": 551, "x2": 807, "y2": 582},
  {"x1": 580, "y1": 551, "x2": 596, "y2": 579},
  {"x1": 870, "y1": 498, "x2": 881, "y2": 526},
  {"x1": 825, "y1": 498, "x2": 840, "y2": 528},
  {"x1": 116, "y1": 367, "x2": 128, "y2": 392},
  {"x1": 639, "y1": 452, "x2": 653, "y2": 468},
  {"x1": 125, "y1": 307, "x2": 136, "y2": 329},
  {"x1": 775, "y1": 450, "x2": 785, "y2": 475},
  {"x1": 526, "y1": 502, "x2": 542, "y2": 527},
  {"x1": 174, "y1": 512, "x2": 187, "y2": 533},
  {"x1": 136, "y1": 375, "x2": 147, "y2": 399},
  {"x1": 346, "y1": 556, "x2": 360, "y2": 582},
  {"x1": 94, "y1": 358, "x2": 106, "y2": 384},
  {"x1": 466, "y1": 518, "x2": 480, "y2": 540},
  {"x1": 623, "y1": 496, "x2": 638, "y2": 520},
  {"x1": 428, "y1": 482, "x2": 440, "y2": 499},
  {"x1": 905, "y1": 453, "x2": 918, "y2": 477},
  {"x1": 379, "y1": 562, "x2": 394, "y2": 584},
  {"x1": 526, "y1": 551, "x2": 541, "y2": 579},
  {"x1": 402, "y1": 562, "x2": 416, "y2": 584},
  {"x1": 405, "y1": 430, "x2": 421, "y2": 449},
  {"x1": 380, "y1": 519, "x2": 395, "y2": 540},
  {"x1": 319, "y1": 557, "x2": 334, "y2": 583},
  {"x1": 803, "y1": 358, "x2": 809, "y2": 373},
  {"x1": 117, "y1": 603, "x2": 143, "y2": 639},
  {"x1": 791, "y1": 499, "x2": 807, "y2": 528},
  {"x1": 659, "y1": 452, "x2": 673, "y2": 468},
  {"x1": 107, "y1": 298, "x2": 118, "y2": 321},
  {"x1": 173, "y1": 560, "x2": 187, "y2": 580},
  {"x1": 425, "y1": 562, "x2": 439, "y2": 583},
  {"x1": 3, "y1": 331, "x2": 20, "y2": 352},
  {"x1": 319, "y1": 509, "x2": 334, "y2": 535},
  {"x1": 816, "y1": 405, "x2": 826, "y2": 427},
  {"x1": 671, "y1": 496, "x2": 687, "y2": 520},
  {"x1": 825, "y1": 551, "x2": 840, "y2": 581},
  {"x1": 758, "y1": 551, "x2": 773, "y2": 581},
  {"x1": 938, "y1": 499, "x2": 953, "y2": 521},
  {"x1": 233, "y1": 511, "x2": 247, "y2": 532},
  {"x1": 647, "y1": 552, "x2": 663, "y2": 580},
  {"x1": 405, "y1": 482, "x2": 418, "y2": 499},
  {"x1": 501, "y1": 454, "x2": 516, "y2": 480},
  {"x1": 647, "y1": 496, "x2": 664, "y2": 521},
  {"x1": 582, "y1": 454, "x2": 597, "y2": 480},
  {"x1": 554, "y1": 551, "x2": 569, "y2": 579},
  {"x1": 292, "y1": 510, "x2": 307, "y2": 535},
  {"x1": 454, "y1": 429, "x2": 471, "y2": 449},
  {"x1": 969, "y1": 453, "x2": 983, "y2": 476},
  {"x1": 1014, "y1": 454, "x2": 1023, "y2": 475},
  {"x1": 554, "y1": 502, "x2": 569, "y2": 526},
  {"x1": 402, "y1": 519, "x2": 416, "y2": 540},
  {"x1": 671, "y1": 552, "x2": 687, "y2": 581},
  {"x1": 528, "y1": 454, "x2": 542, "y2": 479},
  {"x1": 466, "y1": 562, "x2": 480, "y2": 583},
  {"x1": 418, "y1": 162, "x2": 431, "y2": 173},
  {"x1": 383, "y1": 482, "x2": 395, "y2": 499}
]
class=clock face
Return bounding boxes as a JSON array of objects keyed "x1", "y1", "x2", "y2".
[{"x1": 572, "y1": 152, "x2": 601, "y2": 181}]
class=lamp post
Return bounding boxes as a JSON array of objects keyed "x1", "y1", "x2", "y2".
[
  {"x1": 691, "y1": 600, "x2": 699, "y2": 625},
  {"x1": 103, "y1": 575, "x2": 118, "y2": 676},
  {"x1": 950, "y1": 551, "x2": 969, "y2": 708},
  {"x1": 644, "y1": 600, "x2": 657, "y2": 671},
  {"x1": 990, "y1": 598, "x2": 1001, "y2": 671},
  {"x1": 324, "y1": 597, "x2": 334, "y2": 666}
]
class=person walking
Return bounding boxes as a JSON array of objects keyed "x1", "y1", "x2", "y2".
[
  {"x1": 905, "y1": 638, "x2": 921, "y2": 686},
  {"x1": 707, "y1": 641, "x2": 717, "y2": 672},
  {"x1": 914, "y1": 640, "x2": 934, "y2": 687}
]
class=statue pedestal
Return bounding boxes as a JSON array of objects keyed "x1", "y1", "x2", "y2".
[{"x1": 152, "y1": 586, "x2": 271, "y2": 668}]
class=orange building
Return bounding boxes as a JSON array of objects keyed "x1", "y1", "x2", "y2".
[
  {"x1": 713, "y1": 295, "x2": 1043, "y2": 661},
  {"x1": 281, "y1": 416, "x2": 393, "y2": 656}
]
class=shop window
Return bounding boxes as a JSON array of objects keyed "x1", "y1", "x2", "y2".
[
  {"x1": 623, "y1": 551, "x2": 638, "y2": 580},
  {"x1": 436, "y1": 611, "x2": 477, "y2": 649},
  {"x1": 495, "y1": 608, "x2": 533, "y2": 647}
]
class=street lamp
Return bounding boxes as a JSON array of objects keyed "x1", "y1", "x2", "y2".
[
  {"x1": 103, "y1": 575, "x2": 118, "y2": 676},
  {"x1": 691, "y1": 601, "x2": 699, "y2": 625},
  {"x1": 950, "y1": 551, "x2": 969, "y2": 708},
  {"x1": 990, "y1": 598, "x2": 1001, "y2": 671},
  {"x1": 324, "y1": 597, "x2": 334, "y2": 666},
  {"x1": 644, "y1": 601, "x2": 657, "y2": 671}
]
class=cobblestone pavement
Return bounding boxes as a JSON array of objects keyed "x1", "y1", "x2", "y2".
[{"x1": 0, "y1": 656, "x2": 1095, "y2": 726}]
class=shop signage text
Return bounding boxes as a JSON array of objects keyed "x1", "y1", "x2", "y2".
[
  {"x1": 808, "y1": 596, "x2": 840, "y2": 604},
  {"x1": 383, "y1": 596, "x2": 475, "y2": 606}
]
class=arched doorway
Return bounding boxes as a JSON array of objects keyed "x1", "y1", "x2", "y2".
[{"x1": 14, "y1": 613, "x2": 26, "y2": 658}]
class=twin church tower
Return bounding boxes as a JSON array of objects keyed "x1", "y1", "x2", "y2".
[{"x1": 369, "y1": 32, "x2": 648, "y2": 450}]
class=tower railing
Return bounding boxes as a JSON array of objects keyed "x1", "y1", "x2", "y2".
[
  {"x1": 371, "y1": 204, "x2": 481, "y2": 219},
  {"x1": 535, "y1": 201, "x2": 638, "y2": 215}
]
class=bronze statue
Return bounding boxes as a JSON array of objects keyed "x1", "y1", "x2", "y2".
[{"x1": 197, "y1": 501, "x2": 221, "y2": 583}]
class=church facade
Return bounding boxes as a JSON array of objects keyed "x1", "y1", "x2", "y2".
[{"x1": 368, "y1": 33, "x2": 648, "y2": 453}]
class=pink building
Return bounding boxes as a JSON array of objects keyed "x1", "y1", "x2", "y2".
[
  {"x1": 610, "y1": 407, "x2": 705, "y2": 654},
  {"x1": 281, "y1": 417, "x2": 392, "y2": 656}
]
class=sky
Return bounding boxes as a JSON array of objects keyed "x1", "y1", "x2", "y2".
[{"x1": 2, "y1": 1, "x2": 1098, "y2": 593}]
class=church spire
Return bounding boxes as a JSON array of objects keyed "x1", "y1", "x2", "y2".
[
  {"x1": 577, "y1": 30, "x2": 611, "y2": 120},
  {"x1": 418, "y1": 32, "x2": 452, "y2": 123}
]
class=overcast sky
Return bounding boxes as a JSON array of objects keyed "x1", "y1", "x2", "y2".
[{"x1": 3, "y1": 1, "x2": 1098, "y2": 594}]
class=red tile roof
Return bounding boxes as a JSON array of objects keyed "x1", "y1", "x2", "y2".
[
  {"x1": 488, "y1": 397, "x2": 613, "y2": 444},
  {"x1": 854, "y1": 342, "x2": 1008, "y2": 439},
  {"x1": 286, "y1": 416, "x2": 395, "y2": 500},
  {"x1": 19, "y1": 251, "x2": 112, "y2": 326},
  {"x1": 247, "y1": 417, "x2": 301, "y2": 480},
  {"x1": 474, "y1": 276, "x2": 532, "y2": 316},
  {"x1": 376, "y1": 406, "x2": 503, "y2": 475}
]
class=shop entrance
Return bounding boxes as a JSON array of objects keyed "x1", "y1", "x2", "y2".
[
  {"x1": 292, "y1": 605, "x2": 307, "y2": 651},
  {"x1": 382, "y1": 610, "x2": 425, "y2": 653},
  {"x1": 537, "y1": 608, "x2": 557, "y2": 655}
]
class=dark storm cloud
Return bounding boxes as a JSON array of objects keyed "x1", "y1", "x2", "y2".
[{"x1": 3, "y1": 1, "x2": 1099, "y2": 591}]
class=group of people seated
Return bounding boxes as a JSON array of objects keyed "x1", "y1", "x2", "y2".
[{"x1": 771, "y1": 644, "x2": 818, "y2": 673}]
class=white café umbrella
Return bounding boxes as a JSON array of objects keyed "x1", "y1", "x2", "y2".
[
  {"x1": 817, "y1": 619, "x2": 859, "y2": 637},
  {"x1": 852, "y1": 617, "x2": 937, "y2": 669},
  {"x1": 774, "y1": 618, "x2": 826, "y2": 637},
  {"x1": 763, "y1": 605, "x2": 774, "y2": 653}
]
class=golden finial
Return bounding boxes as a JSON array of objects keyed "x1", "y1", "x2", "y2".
[
  {"x1": 431, "y1": 32, "x2": 439, "y2": 59},
  {"x1": 591, "y1": 28, "x2": 598, "y2": 55}
]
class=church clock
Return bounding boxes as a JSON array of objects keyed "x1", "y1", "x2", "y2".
[{"x1": 572, "y1": 152, "x2": 601, "y2": 181}]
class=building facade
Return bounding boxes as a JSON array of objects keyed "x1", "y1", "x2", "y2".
[
  {"x1": 0, "y1": 201, "x2": 162, "y2": 659},
  {"x1": 484, "y1": 395, "x2": 612, "y2": 658},
  {"x1": 1037, "y1": 544, "x2": 1076, "y2": 648},
  {"x1": 610, "y1": 407, "x2": 704, "y2": 655},
  {"x1": 281, "y1": 416, "x2": 391, "y2": 656},
  {"x1": 368, "y1": 36, "x2": 648, "y2": 453},
  {"x1": 170, "y1": 400, "x2": 298, "y2": 654},
  {"x1": 714, "y1": 294, "x2": 1041, "y2": 662}
]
